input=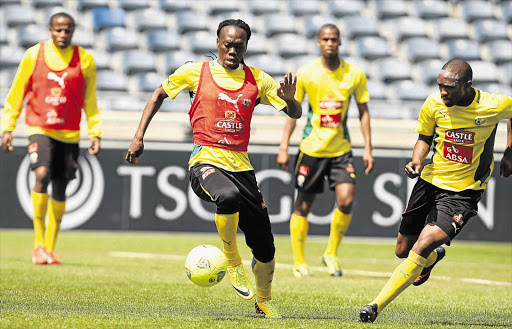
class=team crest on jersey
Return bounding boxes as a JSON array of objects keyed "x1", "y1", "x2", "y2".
[
  {"x1": 242, "y1": 98, "x2": 252, "y2": 108},
  {"x1": 474, "y1": 118, "x2": 486, "y2": 126}
]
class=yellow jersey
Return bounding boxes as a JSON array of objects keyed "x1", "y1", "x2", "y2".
[
  {"x1": 417, "y1": 89, "x2": 512, "y2": 191},
  {"x1": 1, "y1": 40, "x2": 101, "y2": 143},
  {"x1": 295, "y1": 57, "x2": 370, "y2": 157},
  {"x1": 162, "y1": 60, "x2": 287, "y2": 171}
]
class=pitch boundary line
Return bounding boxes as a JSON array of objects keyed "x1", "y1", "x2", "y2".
[{"x1": 108, "y1": 251, "x2": 511, "y2": 287}]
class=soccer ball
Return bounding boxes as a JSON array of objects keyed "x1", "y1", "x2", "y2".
[{"x1": 185, "y1": 245, "x2": 228, "y2": 287}]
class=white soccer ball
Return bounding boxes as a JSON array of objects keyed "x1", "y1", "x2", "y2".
[{"x1": 185, "y1": 244, "x2": 228, "y2": 287}]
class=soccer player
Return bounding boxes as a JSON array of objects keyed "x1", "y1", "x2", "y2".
[
  {"x1": 358, "y1": 59, "x2": 512, "y2": 323},
  {"x1": 1, "y1": 12, "x2": 102, "y2": 265},
  {"x1": 277, "y1": 24, "x2": 374, "y2": 278},
  {"x1": 125, "y1": 19, "x2": 301, "y2": 318}
]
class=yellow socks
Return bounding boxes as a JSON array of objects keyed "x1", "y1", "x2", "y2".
[
  {"x1": 215, "y1": 213, "x2": 241, "y2": 267},
  {"x1": 31, "y1": 191, "x2": 49, "y2": 248},
  {"x1": 371, "y1": 250, "x2": 427, "y2": 313},
  {"x1": 324, "y1": 209, "x2": 352, "y2": 256},
  {"x1": 45, "y1": 198, "x2": 65, "y2": 252},
  {"x1": 290, "y1": 214, "x2": 308, "y2": 265},
  {"x1": 252, "y1": 258, "x2": 275, "y2": 302}
]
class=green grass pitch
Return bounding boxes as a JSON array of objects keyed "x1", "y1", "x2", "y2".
[{"x1": 1, "y1": 229, "x2": 510, "y2": 329}]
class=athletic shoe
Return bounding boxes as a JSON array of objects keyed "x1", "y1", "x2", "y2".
[
  {"x1": 255, "y1": 300, "x2": 282, "y2": 319},
  {"x1": 226, "y1": 264, "x2": 255, "y2": 300},
  {"x1": 358, "y1": 304, "x2": 378, "y2": 323},
  {"x1": 32, "y1": 245, "x2": 48, "y2": 265},
  {"x1": 413, "y1": 246, "x2": 446, "y2": 286},
  {"x1": 293, "y1": 263, "x2": 312, "y2": 278},
  {"x1": 46, "y1": 251, "x2": 61, "y2": 265},
  {"x1": 322, "y1": 254, "x2": 342, "y2": 276}
]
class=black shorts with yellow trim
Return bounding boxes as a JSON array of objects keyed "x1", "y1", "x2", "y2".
[
  {"x1": 293, "y1": 151, "x2": 356, "y2": 193},
  {"x1": 399, "y1": 178, "x2": 483, "y2": 240},
  {"x1": 28, "y1": 134, "x2": 79, "y2": 181}
]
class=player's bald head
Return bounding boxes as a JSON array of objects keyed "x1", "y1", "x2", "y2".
[{"x1": 441, "y1": 59, "x2": 472, "y2": 84}]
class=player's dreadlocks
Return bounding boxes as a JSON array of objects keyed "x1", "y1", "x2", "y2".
[{"x1": 217, "y1": 19, "x2": 251, "y2": 42}]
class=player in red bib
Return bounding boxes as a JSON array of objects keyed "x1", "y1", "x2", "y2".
[
  {"x1": 1, "y1": 12, "x2": 102, "y2": 265},
  {"x1": 126, "y1": 19, "x2": 301, "y2": 318}
]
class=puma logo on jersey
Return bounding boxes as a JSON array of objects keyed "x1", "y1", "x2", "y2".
[{"x1": 47, "y1": 72, "x2": 68, "y2": 89}]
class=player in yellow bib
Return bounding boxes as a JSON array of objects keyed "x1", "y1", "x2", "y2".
[
  {"x1": 125, "y1": 19, "x2": 302, "y2": 318},
  {"x1": 359, "y1": 59, "x2": 512, "y2": 323},
  {"x1": 277, "y1": 24, "x2": 374, "y2": 278}
]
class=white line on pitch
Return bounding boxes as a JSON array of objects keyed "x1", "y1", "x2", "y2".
[{"x1": 108, "y1": 251, "x2": 512, "y2": 287}]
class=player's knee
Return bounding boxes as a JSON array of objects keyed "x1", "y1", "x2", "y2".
[
  {"x1": 253, "y1": 242, "x2": 275, "y2": 263},
  {"x1": 216, "y1": 187, "x2": 241, "y2": 213},
  {"x1": 338, "y1": 202, "x2": 353, "y2": 214}
]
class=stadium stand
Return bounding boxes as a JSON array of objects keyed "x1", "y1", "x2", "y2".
[{"x1": 0, "y1": 0, "x2": 510, "y2": 126}]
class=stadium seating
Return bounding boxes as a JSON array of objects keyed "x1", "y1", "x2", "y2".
[
  {"x1": 104, "y1": 28, "x2": 138, "y2": 52},
  {"x1": 147, "y1": 30, "x2": 180, "y2": 53},
  {"x1": 158, "y1": 0, "x2": 191, "y2": 13},
  {"x1": 357, "y1": 36, "x2": 391, "y2": 60},
  {"x1": 123, "y1": 50, "x2": 157, "y2": 75},
  {"x1": 3, "y1": 5, "x2": 35, "y2": 27},
  {"x1": 445, "y1": 39, "x2": 481, "y2": 61},
  {"x1": 288, "y1": 0, "x2": 320, "y2": 16},
  {"x1": 118, "y1": 0, "x2": 149, "y2": 11},
  {"x1": 77, "y1": 0, "x2": 108, "y2": 12},
  {"x1": 403, "y1": 38, "x2": 440, "y2": 63},
  {"x1": 32, "y1": 0, "x2": 63, "y2": 8},
  {"x1": 0, "y1": 0, "x2": 510, "y2": 119},
  {"x1": 328, "y1": 0, "x2": 363, "y2": 18},
  {"x1": 375, "y1": 0, "x2": 409, "y2": 20},
  {"x1": 414, "y1": 0, "x2": 449, "y2": 20},
  {"x1": 133, "y1": 8, "x2": 167, "y2": 32},
  {"x1": 474, "y1": 19, "x2": 510, "y2": 44},
  {"x1": 92, "y1": 8, "x2": 125, "y2": 31},
  {"x1": 486, "y1": 40, "x2": 512, "y2": 65},
  {"x1": 18, "y1": 25, "x2": 50, "y2": 48},
  {"x1": 247, "y1": 0, "x2": 279, "y2": 16},
  {"x1": 460, "y1": 1, "x2": 496, "y2": 23}
]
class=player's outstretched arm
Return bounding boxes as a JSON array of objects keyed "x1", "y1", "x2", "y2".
[
  {"x1": 126, "y1": 85, "x2": 168, "y2": 164},
  {"x1": 357, "y1": 102, "x2": 374, "y2": 175},
  {"x1": 277, "y1": 72, "x2": 302, "y2": 119},
  {"x1": 500, "y1": 118, "x2": 512, "y2": 178}
]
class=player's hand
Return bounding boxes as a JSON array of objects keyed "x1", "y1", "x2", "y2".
[
  {"x1": 126, "y1": 137, "x2": 144, "y2": 164},
  {"x1": 1, "y1": 132, "x2": 13, "y2": 153},
  {"x1": 363, "y1": 150, "x2": 374, "y2": 175},
  {"x1": 277, "y1": 72, "x2": 297, "y2": 101},
  {"x1": 404, "y1": 161, "x2": 422, "y2": 178},
  {"x1": 88, "y1": 136, "x2": 101, "y2": 155},
  {"x1": 277, "y1": 148, "x2": 290, "y2": 171},
  {"x1": 500, "y1": 146, "x2": 512, "y2": 178}
]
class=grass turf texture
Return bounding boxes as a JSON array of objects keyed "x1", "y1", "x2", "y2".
[{"x1": 1, "y1": 229, "x2": 510, "y2": 329}]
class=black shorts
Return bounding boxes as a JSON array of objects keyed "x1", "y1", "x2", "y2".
[
  {"x1": 189, "y1": 163, "x2": 275, "y2": 262},
  {"x1": 399, "y1": 178, "x2": 483, "y2": 240},
  {"x1": 28, "y1": 134, "x2": 79, "y2": 181},
  {"x1": 293, "y1": 151, "x2": 356, "y2": 193}
]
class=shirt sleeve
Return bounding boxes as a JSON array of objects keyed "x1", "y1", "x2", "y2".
[
  {"x1": 251, "y1": 68, "x2": 287, "y2": 111},
  {"x1": 416, "y1": 95, "x2": 436, "y2": 136},
  {"x1": 1, "y1": 45, "x2": 39, "y2": 133},
  {"x1": 80, "y1": 47, "x2": 102, "y2": 138},
  {"x1": 162, "y1": 62, "x2": 201, "y2": 99},
  {"x1": 353, "y1": 68, "x2": 370, "y2": 104}
]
